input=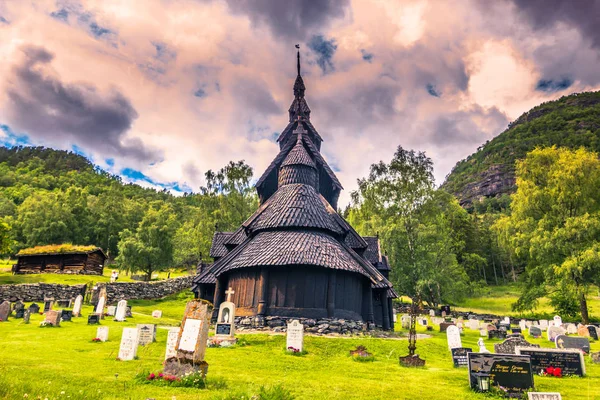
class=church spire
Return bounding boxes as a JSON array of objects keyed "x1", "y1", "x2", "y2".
[{"x1": 289, "y1": 44, "x2": 310, "y2": 122}]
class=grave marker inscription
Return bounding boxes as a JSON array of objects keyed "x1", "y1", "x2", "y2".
[
  {"x1": 516, "y1": 347, "x2": 585, "y2": 377},
  {"x1": 468, "y1": 353, "x2": 534, "y2": 396}
]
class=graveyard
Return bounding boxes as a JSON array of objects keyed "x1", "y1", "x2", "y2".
[{"x1": 0, "y1": 289, "x2": 599, "y2": 400}]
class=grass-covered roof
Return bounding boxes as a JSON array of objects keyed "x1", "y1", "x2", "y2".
[{"x1": 16, "y1": 244, "x2": 102, "y2": 256}]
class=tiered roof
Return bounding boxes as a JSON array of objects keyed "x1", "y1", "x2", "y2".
[{"x1": 194, "y1": 49, "x2": 394, "y2": 297}]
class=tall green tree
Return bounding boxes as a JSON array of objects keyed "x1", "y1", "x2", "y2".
[
  {"x1": 116, "y1": 202, "x2": 178, "y2": 280},
  {"x1": 0, "y1": 218, "x2": 12, "y2": 255},
  {"x1": 495, "y1": 146, "x2": 600, "y2": 322}
]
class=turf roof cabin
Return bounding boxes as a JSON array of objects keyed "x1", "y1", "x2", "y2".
[
  {"x1": 192, "y1": 50, "x2": 397, "y2": 330},
  {"x1": 13, "y1": 245, "x2": 106, "y2": 275}
]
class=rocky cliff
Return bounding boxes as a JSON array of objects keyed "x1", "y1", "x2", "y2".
[{"x1": 443, "y1": 91, "x2": 600, "y2": 207}]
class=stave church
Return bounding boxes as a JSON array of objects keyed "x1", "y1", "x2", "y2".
[{"x1": 192, "y1": 49, "x2": 396, "y2": 330}]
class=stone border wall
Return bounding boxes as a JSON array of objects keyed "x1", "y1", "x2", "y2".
[
  {"x1": 235, "y1": 316, "x2": 366, "y2": 335},
  {"x1": 0, "y1": 283, "x2": 87, "y2": 302},
  {"x1": 94, "y1": 275, "x2": 194, "y2": 303}
]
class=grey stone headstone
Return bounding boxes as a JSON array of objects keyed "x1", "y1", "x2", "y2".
[
  {"x1": 29, "y1": 303, "x2": 40, "y2": 314},
  {"x1": 137, "y1": 324, "x2": 157, "y2": 346},
  {"x1": 529, "y1": 326, "x2": 542, "y2": 338},
  {"x1": 555, "y1": 335, "x2": 590, "y2": 353},
  {"x1": 23, "y1": 310, "x2": 31, "y2": 324},
  {"x1": 0, "y1": 301, "x2": 10, "y2": 321},
  {"x1": 494, "y1": 336, "x2": 540, "y2": 354}
]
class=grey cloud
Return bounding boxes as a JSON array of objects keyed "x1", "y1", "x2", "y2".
[
  {"x1": 6, "y1": 45, "x2": 160, "y2": 162},
  {"x1": 234, "y1": 78, "x2": 281, "y2": 116},
  {"x1": 511, "y1": 0, "x2": 600, "y2": 49},
  {"x1": 224, "y1": 0, "x2": 349, "y2": 40}
]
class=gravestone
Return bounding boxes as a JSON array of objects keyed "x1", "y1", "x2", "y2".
[
  {"x1": 97, "y1": 326, "x2": 109, "y2": 342},
  {"x1": 286, "y1": 320, "x2": 304, "y2": 352},
  {"x1": 553, "y1": 315, "x2": 562, "y2": 327},
  {"x1": 152, "y1": 310, "x2": 163, "y2": 318},
  {"x1": 468, "y1": 353, "x2": 534, "y2": 396},
  {"x1": 587, "y1": 325, "x2": 598, "y2": 340},
  {"x1": 73, "y1": 295, "x2": 83, "y2": 317},
  {"x1": 392, "y1": 309, "x2": 397, "y2": 323},
  {"x1": 547, "y1": 325, "x2": 566, "y2": 342},
  {"x1": 125, "y1": 306, "x2": 133, "y2": 318},
  {"x1": 56, "y1": 299, "x2": 71, "y2": 308},
  {"x1": 137, "y1": 324, "x2": 157, "y2": 346},
  {"x1": 429, "y1": 309, "x2": 435, "y2": 317},
  {"x1": 529, "y1": 326, "x2": 542, "y2": 338},
  {"x1": 95, "y1": 288, "x2": 106, "y2": 316},
  {"x1": 440, "y1": 305, "x2": 451, "y2": 315},
  {"x1": 87, "y1": 314, "x2": 100, "y2": 325},
  {"x1": 519, "y1": 320, "x2": 527, "y2": 331},
  {"x1": 451, "y1": 347, "x2": 472, "y2": 367},
  {"x1": 431, "y1": 317, "x2": 443, "y2": 325},
  {"x1": 165, "y1": 327, "x2": 179, "y2": 360},
  {"x1": 13, "y1": 301, "x2": 24, "y2": 318},
  {"x1": 525, "y1": 320, "x2": 533, "y2": 328},
  {"x1": 555, "y1": 335, "x2": 590, "y2": 354},
  {"x1": 29, "y1": 303, "x2": 40, "y2": 314},
  {"x1": 467, "y1": 319, "x2": 479, "y2": 330},
  {"x1": 114, "y1": 300, "x2": 127, "y2": 322},
  {"x1": 566, "y1": 324, "x2": 577, "y2": 335},
  {"x1": 23, "y1": 310, "x2": 31, "y2": 324},
  {"x1": 106, "y1": 306, "x2": 116, "y2": 317},
  {"x1": 479, "y1": 328, "x2": 487, "y2": 337},
  {"x1": 164, "y1": 300, "x2": 212, "y2": 377},
  {"x1": 503, "y1": 316, "x2": 511, "y2": 325},
  {"x1": 477, "y1": 338, "x2": 490, "y2": 353},
  {"x1": 592, "y1": 352, "x2": 600, "y2": 364},
  {"x1": 577, "y1": 325, "x2": 590, "y2": 337},
  {"x1": 401, "y1": 315, "x2": 411, "y2": 329},
  {"x1": 512, "y1": 327, "x2": 522, "y2": 334},
  {"x1": 214, "y1": 288, "x2": 236, "y2": 344},
  {"x1": 43, "y1": 299, "x2": 53, "y2": 314},
  {"x1": 539, "y1": 320, "x2": 549, "y2": 331},
  {"x1": 0, "y1": 301, "x2": 10, "y2": 321},
  {"x1": 44, "y1": 310, "x2": 60, "y2": 326},
  {"x1": 446, "y1": 325, "x2": 462, "y2": 350},
  {"x1": 516, "y1": 347, "x2": 585, "y2": 377},
  {"x1": 439, "y1": 322, "x2": 454, "y2": 333},
  {"x1": 528, "y1": 394, "x2": 561, "y2": 400},
  {"x1": 494, "y1": 336, "x2": 539, "y2": 354},
  {"x1": 60, "y1": 310, "x2": 73, "y2": 322},
  {"x1": 117, "y1": 327, "x2": 139, "y2": 361}
]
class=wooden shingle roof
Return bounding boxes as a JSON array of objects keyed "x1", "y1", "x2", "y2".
[{"x1": 209, "y1": 232, "x2": 233, "y2": 258}]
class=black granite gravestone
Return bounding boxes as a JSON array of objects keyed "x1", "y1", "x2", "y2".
[
  {"x1": 15, "y1": 308, "x2": 24, "y2": 319},
  {"x1": 451, "y1": 347, "x2": 472, "y2": 367},
  {"x1": 29, "y1": 303, "x2": 40, "y2": 314},
  {"x1": 441, "y1": 305, "x2": 451, "y2": 315},
  {"x1": 468, "y1": 353, "x2": 534, "y2": 396},
  {"x1": 529, "y1": 326, "x2": 542, "y2": 338},
  {"x1": 555, "y1": 335, "x2": 590, "y2": 354},
  {"x1": 87, "y1": 314, "x2": 100, "y2": 325},
  {"x1": 516, "y1": 347, "x2": 585, "y2": 377},
  {"x1": 61, "y1": 310, "x2": 73, "y2": 322},
  {"x1": 216, "y1": 324, "x2": 232, "y2": 335},
  {"x1": 43, "y1": 300, "x2": 52, "y2": 313},
  {"x1": 587, "y1": 325, "x2": 598, "y2": 341}
]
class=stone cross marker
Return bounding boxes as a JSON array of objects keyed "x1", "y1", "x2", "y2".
[
  {"x1": 73, "y1": 295, "x2": 83, "y2": 317},
  {"x1": 165, "y1": 327, "x2": 179, "y2": 360},
  {"x1": 137, "y1": 324, "x2": 157, "y2": 346},
  {"x1": 446, "y1": 325, "x2": 462, "y2": 349},
  {"x1": 286, "y1": 320, "x2": 304, "y2": 352},
  {"x1": 0, "y1": 301, "x2": 10, "y2": 321},
  {"x1": 114, "y1": 300, "x2": 127, "y2": 322},
  {"x1": 118, "y1": 327, "x2": 139, "y2": 361},
  {"x1": 164, "y1": 300, "x2": 212, "y2": 377},
  {"x1": 97, "y1": 326, "x2": 109, "y2": 342},
  {"x1": 44, "y1": 310, "x2": 60, "y2": 326},
  {"x1": 214, "y1": 289, "x2": 236, "y2": 344}
]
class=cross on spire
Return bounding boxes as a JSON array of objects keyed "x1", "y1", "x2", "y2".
[
  {"x1": 294, "y1": 121, "x2": 307, "y2": 144},
  {"x1": 225, "y1": 287, "x2": 235, "y2": 302},
  {"x1": 296, "y1": 44, "x2": 301, "y2": 76}
]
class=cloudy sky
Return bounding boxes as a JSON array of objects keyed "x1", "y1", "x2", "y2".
[{"x1": 1, "y1": 0, "x2": 599, "y2": 205}]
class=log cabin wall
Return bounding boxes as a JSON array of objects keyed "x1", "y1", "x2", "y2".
[
  {"x1": 14, "y1": 251, "x2": 105, "y2": 275},
  {"x1": 225, "y1": 266, "x2": 364, "y2": 320}
]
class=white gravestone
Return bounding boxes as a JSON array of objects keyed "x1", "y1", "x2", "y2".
[
  {"x1": 165, "y1": 327, "x2": 179, "y2": 360},
  {"x1": 547, "y1": 325, "x2": 566, "y2": 342},
  {"x1": 539, "y1": 320, "x2": 549, "y2": 331},
  {"x1": 137, "y1": 324, "x2": 157, "y2": 346},
  {"x1": 401, "y1": 315, "x2": 411, "y2": 329},
  {"x1": 429, "y1": 309, "x2": 435, "y2": 317},
  {"x1": 114, "y1": 300, "x2": 127, "y2": 322},
  {"x1": 107, "y1": 306, "x2": 116, "y2": 317},
  {"x1": 179, "y1": 318, "x2": 202, "y2": 352},
  {"x1": 72, "y1": 295, "x2": 83, "y2": 317},
  {"x1": 446, "y1": 325, "x2": 462, "y2": 350},
  {"x1": 467, "y1": 319, "x2": 479, "y2": 330},
  {"x1": 214, "y1": 288, "x2": 236, "y2": 342},
  {"x1": 118, "y1": 328, "x2": 139, "y2": 361},
  {"x1": 566, "y1": 324, "x2": 577, "y2": 335},
  {"x1": 479, "y1": 328, "x2": 488, "y2": 337},
  {"x1": 152, "y1": 310, "x2": 163, "y2": 318},
  {"x1": 553, "y1": 315, "x2": 562, "y2": 327},
  {"x1": 286, "y1": 320, "x2": 304, "y2": 352},
  {"x1": 503, "y1": 317, "x2": 511, "y2": 324},
  {"x1": 97, "y1": 326, "x2": 109, "y2": 342},
  {"x1": 519, "y1": 320, "x2": 527, "y2": 331}
]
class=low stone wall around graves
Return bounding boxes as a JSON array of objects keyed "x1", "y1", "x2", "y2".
[
  {"x1": 96, "y1": 275, "x2": 194, "y2": 303},
  {"x1": 235, "y1": 316, "x2": 367, "y2": 335},
  {"x1": 0, "y1": 283, "x2": 87, "y2": 302}
]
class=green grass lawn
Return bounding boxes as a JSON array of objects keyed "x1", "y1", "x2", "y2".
[
  {"x1": 0, "y1": 293, "x2": 599, "y2": 400},
  {"x1": 0, "y1": 260, "x2": 191, "y2": 285}
]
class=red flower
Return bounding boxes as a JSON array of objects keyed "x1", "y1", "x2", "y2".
[
  {"x1": 553, "y1": 368, "x2": 562, "y2": 377},
  {"x1": 158, "y1": 373, "x2": 163, "y2": 378},
  {"x1": 147, "y1": 373, "x2": 155, "y2": 380},
  {"x1": 546, "y1": 367, "x2": 555, "y2": 375}
]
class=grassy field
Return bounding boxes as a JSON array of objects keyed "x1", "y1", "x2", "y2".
[
  {"x1": 0, "y1": 260, "x2": 191, "y2": 285},
  {"x1": 0, "y1": 292, "x2": 599, "y2": 400}
]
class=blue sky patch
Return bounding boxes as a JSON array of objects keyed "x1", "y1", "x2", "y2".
[
  {"x1": 536, "y1": 77, "x2": 573, "y2": 93},
  {"x1": 0, "y1": 124, "x2": 31, "y2": 147},
  {"x1": 308, "y1": 35, "x2": 337, "y2": 74},
  {"x1": 427, "y1": 83, "x2": 441, "y2": 97},
  {"x1": 360, "y1": 49, "x2": 373, "y2": 63},
  {"x1": 105, "y1": 158, "x2": 115, "y2": 167},
  {"x1": 121, "y1": 167, "x2": 190, "y2": 193}
]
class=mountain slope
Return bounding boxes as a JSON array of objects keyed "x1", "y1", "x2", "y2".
[{"x1": 443, "y1": 91, "x2": 600, "y2": 206}]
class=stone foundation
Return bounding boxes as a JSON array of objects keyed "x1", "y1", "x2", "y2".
[{"x1": 234, "y1": 316, "x2": 367, "y2": 335}]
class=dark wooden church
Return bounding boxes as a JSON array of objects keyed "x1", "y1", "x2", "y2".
[{"x1": 192, "y1": 50, "x2": 396, "y2": 330}]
